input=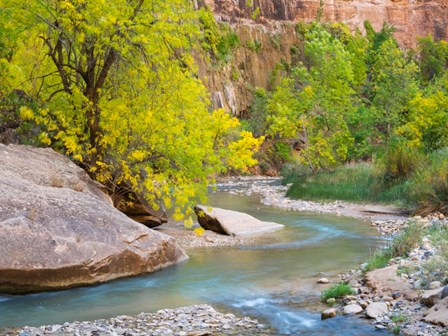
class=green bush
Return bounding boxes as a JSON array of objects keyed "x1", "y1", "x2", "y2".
[
  {"x1": 364, "y1": 221, "x2": 424, "y2": 272},
  {"x1": 320, "y1": 283, "x2": 355, "y2": 302},
  {"x1": 376, "y1": 138, "x2": 425, "y2": 184},
  {"x1": 364, "y1": 248, "x2": 392, "y2": 272},
  {"x1": 406, "y1": 148, "x2": 448, "y2": 215},
  {"x1": 390, "y1": 220, "x2": 424, "y2": 257}
]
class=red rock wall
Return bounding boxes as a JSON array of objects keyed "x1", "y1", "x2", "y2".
[{"x1": 204, "y1": 0, "x2": 448, "y2": 48}]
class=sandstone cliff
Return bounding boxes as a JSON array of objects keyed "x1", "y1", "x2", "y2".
[
  {"x1": 199, "y1": 0, "x2": 448, "y2": 115},
  {"x1": 205, "y1": 0, "x2": 448, "y2": 49}
]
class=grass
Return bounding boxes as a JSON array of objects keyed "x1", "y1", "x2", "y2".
[
  {"x1": 391, "y1": 312, "x2": 408, "y2": 323},
  {"x1": 364, "y1": 221, "x2": 424, "y2": 272},
  {"x1": 365, "y1": 248, "x2": 392, "y2": 272},
  {"x1": 285, "y1": 163, "x2": 408, "y2": 205},
  {"x1": 320, "y1": 283, "x2": 355, "y2": 302},
  {"x1": 421, "y1": 223, "x2": 448, "y2": 284}
]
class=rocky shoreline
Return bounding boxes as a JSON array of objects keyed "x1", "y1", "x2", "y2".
[
  {"x1": 215, "y1": 177, "x2": 448, "y2": 335},
  {"x1": 332, "y1": 216, "x2": 448, "y2": 336},
  {"x1": 8, "y1": 305, "x2": 270, "y2": 336},
  {"x1": 214, "y1": 176, "x2": 409, "y2": 236}
]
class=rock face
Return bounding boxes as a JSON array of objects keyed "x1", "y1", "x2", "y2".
[
  {"x1": 0, "y1": 144, "x2": 188, "y2": 294},
  {"x1": 205, "y1": 0, "x2": 448, "y2": 49},
  {"x1": 194, "y1": 205, "x2": 284, "y2": 236},
  {"x1": 424, "y1": 296, "x2": 448, "y2": 327}
]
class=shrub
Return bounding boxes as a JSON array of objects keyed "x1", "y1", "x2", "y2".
[
  {"x1": 376, "y1": 138, "x2": 425, "y2": 184},
  {"x1": 364, "y1": 248, "x2": 392, "y2": 272},
  {"x1": 407, "y1": 147, "x2": 448, "y2": 215},
  {"x1": 320, "y1": 283, "x2": 355, "y2": 302},
  {"x1": 364, "y1": 221, "x2": 423, "y2": 272},
  {"x1": 390, "y1": 220, "x2": 424, "y2": 257}
]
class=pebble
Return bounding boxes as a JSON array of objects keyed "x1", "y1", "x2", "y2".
[{"x1": 13, "y1": 305, "x2": 266, "y2": 336}]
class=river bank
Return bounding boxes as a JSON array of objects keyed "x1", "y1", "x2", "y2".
[
  {"x1": 7, "y1": 305, "x2": 270, "y2": 336},
  {"x1": 6, "y1": 176, "x2": 443, "y2": 336},
  {"x1": 213, "y1": 177, "x2": 448, "y2": 335},
  {"x1": 334, "y1": 215, "x2": 448, "y2": 336}
]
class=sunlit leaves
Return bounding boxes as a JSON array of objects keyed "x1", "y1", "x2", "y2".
[{"x1": 2, "y1": 0, "x2": 262, "y2": 217}]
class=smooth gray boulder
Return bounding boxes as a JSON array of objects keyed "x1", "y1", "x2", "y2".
[
  {"x1": 0, "y1": 144, "x2": 187, "y2": 294},
  {"x1": 194, "y1": 205, "x2": 284, "y2": 236}
]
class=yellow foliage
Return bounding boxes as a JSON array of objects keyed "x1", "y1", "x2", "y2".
[
  {"x1": 194, "y1": 227, "x2": 205, "y2": 236},
  {"x1": 19, "y1": 106, "x2": 34, "y2": 120}
]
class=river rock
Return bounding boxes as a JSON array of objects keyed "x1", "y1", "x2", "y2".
[
  {"x1": 0, "y1": 144, "x2": 188, "y2": 293},
  {"x1": 420, "y1": 287, "x2": 443, "y2": 307},
  {"x1": 194, "y1": 205, "x2": 284, "y2": 236},
  {"x1": 365, "y1": 302, "x2": 388, "y2": 319},
  {"x1": 321, "y1": 308, "x2": 337, "y2": 320},
  {"x1": 442, "y1": 286, "x2": 448, "y2": 299},
  {"x1": 317, "y1": 278, "x2": 330, "y2": 284},
  {"x1": 364, "y1": 265, "x2": 418, "y2": 300},
  {"x1": 343, "y1": 304, "x2": 363, "y2": 315},
  {"x1": 423, "y1": 296, "x2": 448, "y2": 327}
]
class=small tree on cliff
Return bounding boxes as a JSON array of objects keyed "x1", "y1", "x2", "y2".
[{"x1": 1, "y1": 0, "x2": 262, "y2": 220}]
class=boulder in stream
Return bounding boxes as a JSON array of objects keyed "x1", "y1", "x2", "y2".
[
  {"x1": 194, "y1": 205, "x2": 284, "y2": 236},
  {"x1": 0, "y1": 144, "x2": 188, "y2": 294}
]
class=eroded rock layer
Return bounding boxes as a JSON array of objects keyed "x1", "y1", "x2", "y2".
[{"x1": 206, "y1": 0, "x2": 448, "y2": 49}]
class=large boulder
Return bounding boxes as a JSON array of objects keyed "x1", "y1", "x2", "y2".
[
  {"x1": 420, "y1": 287, "x2": 444, "y2": 307},
  {"x1": 424, "y1": 296, "x2": 448, "y2": 327},
  {"x1": 194, "y1": 205, "x2": 284, "y2": 236},
  {"x1": 364, "y1": 265, "x2": 418, "y2": 301},
  {"x1": 0, "y1": 144, "x2": 187, "y2": 294}
]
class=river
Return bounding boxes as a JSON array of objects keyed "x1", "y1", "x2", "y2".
[{"x1": 0, "y1": 182, "x2": 390, "y2": 335}]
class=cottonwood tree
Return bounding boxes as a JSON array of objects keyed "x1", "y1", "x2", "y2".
[{"x1": 1, "y1": 0, "x2": 262, "y2": 220}]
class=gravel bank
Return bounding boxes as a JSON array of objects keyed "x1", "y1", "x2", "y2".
[
  {"x1": 8, "y1": 305, "x2": 271, "y2": 336},
  {"x1": 215, "y1": 176, "x2": 409, "y2": 236}
]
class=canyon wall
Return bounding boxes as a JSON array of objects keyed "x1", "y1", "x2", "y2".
[
  {"x1": 199, "y1": 0, "x2": 448, "y2": 115},
  {"x1": 205, "y1": 0, "x2": 448, "y2": 49}
]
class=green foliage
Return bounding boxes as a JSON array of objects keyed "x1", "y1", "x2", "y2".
[
  {"x1": 246, "y1": 39, "x2": 262, "y2": 52},
  {"x1": 418, "y1": 36, "x2": 448, "y2": 82},
  {"x1": 198, "y1": 10, "x2": 239, "y2": 64},
  {"x1": 391, "y1": 313, "x2": 408, "y2": 323},
  {"x1": 422, "y1": 224, "x2": 448, "y2": 284},
  {"x1": 2, "y1": 0, "x2": 262, "y2": 220},
  {"x1": 406, "y1": 148, "x2": 448, "y2": 214},
  {"x1": 391, "y1": 221, "x2": 424, "y2": 257},
  {"x1": 320, "y1": 283, "x2": 355, "y2": 302},
  {"x1": 365, "y1": 221, "x2": 423, "y2": 272},
  {"x1": 365, "y1": 248, "x2": 392, "y2": 272},
  {"x1": 285, "y1": 163, "x2": 408, "y2": 204},
  {"x1": 376, "y1": 138, "x2": 425, "y2": 183},
  {"x1": 266, "y1": 23, "x2": 355, "y2": 172}
]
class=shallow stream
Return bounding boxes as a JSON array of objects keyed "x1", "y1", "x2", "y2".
[{"x1": 0, "y1": 181, "x2": 390, "y2": 334}]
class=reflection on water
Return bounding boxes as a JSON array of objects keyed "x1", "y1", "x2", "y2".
[{"x1": 0, "y1": 191, "x2": 390, "y2": 334}]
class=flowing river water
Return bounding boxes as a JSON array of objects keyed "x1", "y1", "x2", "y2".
[{"x1": 0, "y1": 182, "x2": 391, "y2": 335}]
